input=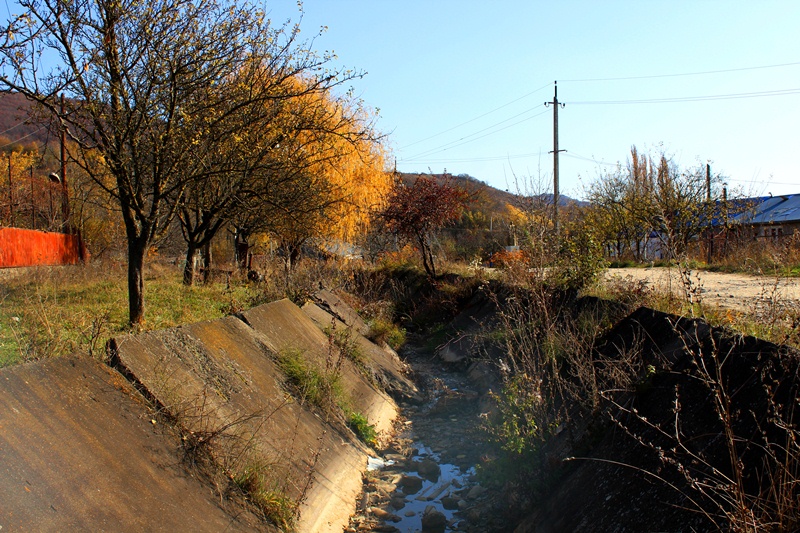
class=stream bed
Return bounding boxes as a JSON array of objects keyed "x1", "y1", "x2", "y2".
[{"x1": 347, "y1": 343, "x2": 508, "y2": 533}]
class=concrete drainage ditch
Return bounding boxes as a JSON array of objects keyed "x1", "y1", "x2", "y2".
[
  {"x1": 0, "y1": 289, "x2": 505, "y2": 532},
  {"x1": 347, "y1": 343, "x2": 504, "y2": 533}
]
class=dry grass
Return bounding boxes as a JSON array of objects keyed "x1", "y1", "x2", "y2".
[{"x1": 0, "y1": 261, "x2": 251, "y2": 367}]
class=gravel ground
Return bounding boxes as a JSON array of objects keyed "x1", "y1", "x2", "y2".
[{"x1": 603, "y1": 266, "x2": 800, "y2": 314}]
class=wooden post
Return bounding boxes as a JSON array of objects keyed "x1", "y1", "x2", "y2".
[
  {"x1": 7, "y1": 153, "x2": 13, "y2": 226},
  {"x1": 60, "y1": 94, "x2": 70, "y2": 233}
]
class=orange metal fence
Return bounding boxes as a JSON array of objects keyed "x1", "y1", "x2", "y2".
[{"x1": 0, "y1": 227, "x2": 88, "y2": 268}]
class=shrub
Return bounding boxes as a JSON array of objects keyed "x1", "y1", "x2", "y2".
[
  {"x1": 347, "y1": 411, "x2": 377, "y2": 447},
  {"x1": 367, "y1": 318, "x2": 406, "y2": 350}
]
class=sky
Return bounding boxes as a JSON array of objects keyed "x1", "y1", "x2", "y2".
[{"x1": 267, "y1": 0, "x2": 800, "y2": 199}]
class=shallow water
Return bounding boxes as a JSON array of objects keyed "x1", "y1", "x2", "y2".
[{"x1": 387, "y1": 443, "x2": 475, "y2": 532}]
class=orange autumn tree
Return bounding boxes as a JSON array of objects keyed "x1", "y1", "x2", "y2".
[
  {"x1": 379, "y1": 175, "x2": 469, "y2": 278},
  {"x1": 172, "y1": 62, "x2": 387, "y2": 284}
]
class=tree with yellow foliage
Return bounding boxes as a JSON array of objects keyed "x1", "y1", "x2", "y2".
[
  {"x1": 1, "y1": 0, "x2": 366, "y2": 324},
  {"x1": 226, "y1": 82, "x2": 389, "y2": 279}
]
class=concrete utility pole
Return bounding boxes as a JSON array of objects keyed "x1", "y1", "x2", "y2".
[
  {"x1": 545, "y1": 81, "x2": 566, "y2": 235},
  {"x1": 706, "y1": 163, "x2": 712, "y2": 264}
]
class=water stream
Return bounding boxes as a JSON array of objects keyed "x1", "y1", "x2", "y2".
[{"x1": 348, "y1": 345, "x2": 504, "y2": 533}]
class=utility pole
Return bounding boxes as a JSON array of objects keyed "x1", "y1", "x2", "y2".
[
  {"x1": 706, "y1": 163, "x2": 712, "y2": 264},
  {"x1": 60, "y1": 94, "x2": 70, "y2": 233},
  {"x1": 544, "y1": 81, "x2": 566, "y2": 235}
]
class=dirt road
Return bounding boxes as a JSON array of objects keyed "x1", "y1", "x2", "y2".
[{"x1": 603, "y1": 267, "x2": 800, "y2": 314}]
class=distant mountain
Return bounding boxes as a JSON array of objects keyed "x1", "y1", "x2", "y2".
[{"x1": 396, "y1": 171, "x2": 585, "y2": 208}]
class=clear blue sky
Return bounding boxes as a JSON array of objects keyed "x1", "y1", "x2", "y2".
[{"x1": 269, "y1": 1, "x2": 800, "y2": 199}]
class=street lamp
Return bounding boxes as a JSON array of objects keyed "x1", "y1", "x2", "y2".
[{"x1": 48, "y1": 172, "x2": 69, "y2": 232}]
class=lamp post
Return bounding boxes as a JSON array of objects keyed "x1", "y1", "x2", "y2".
[{"x1": 49, "y1": 172, "x2": 69, "y2": 232}]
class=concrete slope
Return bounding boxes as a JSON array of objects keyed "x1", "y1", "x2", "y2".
[
  {"x1": 302, "y1": 300, "x2": 420, "y2": 404},
  {"x1": 0, "y1": 356, "x2": 256, "y2": 532},
  {"x1": 240, "y1": 299, "x2": 397, "y2": 437},
  {"x1": 310, "y1": 289, "x2": 371, "y2": 337},
  {"x1": 113, "y1": 302, "x2": 398, "y2": 533}
]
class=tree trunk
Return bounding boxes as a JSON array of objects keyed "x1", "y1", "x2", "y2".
[
  {"x1": 202, "y1": 241, "x2": 212, "y2": 283},
  {"x1": 418, "y1": 234, "x2": 436, "y2": 278},
  {"x1": 127, "y1": 235, "x2": 147, "y2": 326},
  {"x1": 234, "y1": 227, "x2": 250, "y2": 270},
  {"x1": 183, "y1": 242, "x2": 199, "y2": 286},
  {"x1": 203, "y1": 239, "x2": 212, "y2": 270}
]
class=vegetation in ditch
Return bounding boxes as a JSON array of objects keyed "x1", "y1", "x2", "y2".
[
  {"x1": 365, "y1": 318, "x2": 406, "y2": 350},
  {"x1": 347, "y1": 411, "x2": 378, "y2": 447},
  {"x1": 276, "y1": 347, "x2": 345, "y2": 414},
  {"x1": 233, "y1": 460, "x2": 298, "y2": 530},
  {"x1": 276, "y1": 336, "x2": 378, "y2": 449}
]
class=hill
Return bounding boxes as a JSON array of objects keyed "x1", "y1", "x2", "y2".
[{"x1": 0, "y1": 92, "x2": 54, "y2": 149}]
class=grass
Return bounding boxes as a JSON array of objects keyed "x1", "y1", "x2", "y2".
[
  {"x1": 276, "y1": 346, "x2": 379, "y2": 448},
  {"x1": 0, "y1": 262, "x2": 251, "y2": 367},
  {"x1": 347, "y1": 411, "x2": 377, "y2": 447},
  {"x1": 366, "y1": 317, "x2": 406, "y2": 350},
  {"x1": 232, "y1": 459, "x2": 298, "y2": 529},
  {"x1": 275, "y1": 347, "x2": 345, "y2": 412}
]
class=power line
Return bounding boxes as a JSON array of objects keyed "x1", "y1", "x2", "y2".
[
  {"x1": 0, "y1": 126, "x2": 46, "y2": 148},
  {"x1": 561, "y1": 60, "x2": 800, "y2": 83},
  {"x1": 402, "y1": 108, "x2": 549, "y2": 162},
  {"x1": 725, "y1": 177, "x2": 799, "y2": 187},
  {"x1": 571, "y1": 87, "x2": 800, "y2": 105},
  {"x1": 563, "y1": 152, "x2": 619, "y2": 167},
  {"x1": 403, "y1": 151, "x2": 546, "y2": 165},
  {"x1": 0, "y1": 121, "x2": 26, "y2": 137},
  {"x1": 399, "y1": 82, "x2": 551, "y2": 150}
]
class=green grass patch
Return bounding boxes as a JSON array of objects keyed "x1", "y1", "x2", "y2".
[
  {"x1": 275, "y1": 347, "x2": 346, "y2": 413},
  {"x1": 347, "y1": 411, "x2": 377, "y2": 447},
  {"x1": 366, "y1": 318, "x2": 406, "y2": 350}
]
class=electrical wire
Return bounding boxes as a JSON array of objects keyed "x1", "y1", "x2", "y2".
[
  {"x1": 0, "y1": 126, "x2": 46, "y2": 148},
  {"x1": 560, "y1": 60, "x2": 800, "y2": 83},
  {"x1": 0, "y1": 121, "x2": 26, "y2": 136},
  {"x1": 403, "y1": 151, "x2": 546, "y2": 165},
  {"x1": 402, "y1": 108, "x2": 549, "y2": 162},
  {"x1": 399, "y1": 82, "x2": 552, "y2": 150},
  {"x1": 570, "y1": 88, "x2": 800, "y2": 105},
  {"x1": 563, "y1": 152, "x2": 619, "y2": 167}
]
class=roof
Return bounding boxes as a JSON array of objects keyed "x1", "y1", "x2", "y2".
[{"x1": 731, "y1": 194, "x2": 800, "y2": 226}]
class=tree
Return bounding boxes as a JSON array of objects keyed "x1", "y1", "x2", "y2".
[
  {"x1": 223, "y1": 83, "x2": 388, "y2": 280},
  {"x1": 587, "y1": 146, "x2": 720, "y2": 261},
  {"x1": 1, "y1": 0, "x2": 357, "y2": 323},
  {"x1": 379, "y1": 175, "x2": 469, "y2": 278}
]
